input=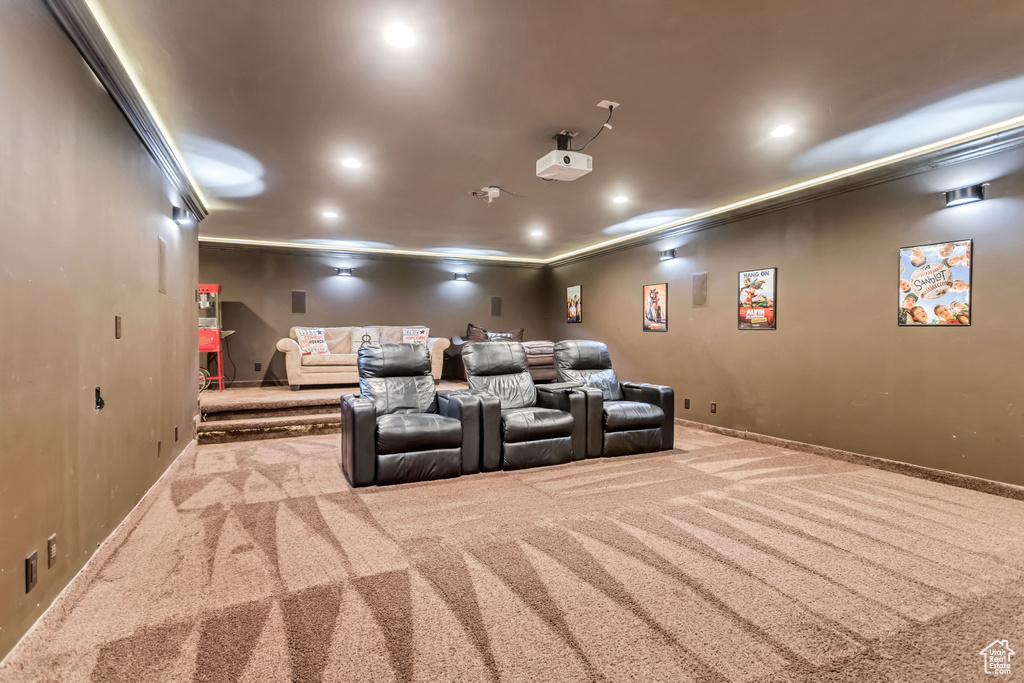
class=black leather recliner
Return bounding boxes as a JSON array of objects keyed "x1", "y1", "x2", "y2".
[
  {"x1": 553, "y1": 340, "x2": 674, "y2": 457},
  {"x1": 341, "y1": 343, "x2": 481, "y2": 487},
  {"x1": 462, "y1": 341, "x2": 585, "y2": 470}
]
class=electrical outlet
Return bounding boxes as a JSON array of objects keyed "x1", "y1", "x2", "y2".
[
  {"x1": 157, "y1": 440, "x2": 162, "y2": 458},
  {"x1": 710, "y1": 402, "x2": 717, "y2": 414},
  {"x1": 684, "y1": 398, "x2": 690, "y2": 409},
  {"x1": 47, "y1": 535, "x2": 57, "y2": 569},
  {"x1": 26, "y1": 551, "x2": 38, "y2": 592},
  {"x1": 254, "y1": 362, "x2": 262, "y2": 372},
  {"x1": 174, "y1": 426, "x2": 179, "y2": 442}
]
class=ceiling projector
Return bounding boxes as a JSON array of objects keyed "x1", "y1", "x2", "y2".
[{"x1": 536, "y1": 150, "x2": 592, "y2": 181}]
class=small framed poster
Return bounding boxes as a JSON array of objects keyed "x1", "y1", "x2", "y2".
[
  {"x1": 643, "y1": 283, "x2": 668, "y2": 331},
  {"x1": 567, "y1": 285, "x2": 582, "y2": 323},
  {"x1": 898, "y1": 240, "x2": 971, "y2": 326},
  {"x1": 738, "y1": 268, "x2": 776, "y2": 330}
]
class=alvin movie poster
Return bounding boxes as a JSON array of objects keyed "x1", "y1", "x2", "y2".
[
  {"x1": 898, "y1": 240, "x2": 972, "y2": 326},
  {"x1": 738, "y1": 268, "x2": 776, "y2": 330}
]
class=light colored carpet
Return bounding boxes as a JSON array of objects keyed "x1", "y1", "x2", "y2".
[{"x1": 3, "y1": 426, "x2": 1023, "y2": 682}]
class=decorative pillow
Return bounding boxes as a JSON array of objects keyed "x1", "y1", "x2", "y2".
[
  {"x1": 294, "y1": 327, "x2": 330, "y2": 356},
  {"x1": 466, "y1": 322, "x2": 489, "y2": 342},
  {"x1": 350, "y1": 326, "x2": 381, "y2": 353},
  {"x1": 402, "y1": 326, "x2": 429, "y2": 346}
]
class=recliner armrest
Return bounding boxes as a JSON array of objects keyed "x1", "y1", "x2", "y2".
[
  {"x1": 437, "y1": 390, "x2": 482, "y2": 475},
  {"x1": 536, "y1": 386, "x2": 587, "y2": 461},
  {"x1": 462, "y1": 389, "x2": 501, "y2": 471},
  {"x1": 621, "y1": 382, "x2": 674, "y2": 450},
  {"x1": 341, "y1": 393, "x2": 377, "y2": 487}
]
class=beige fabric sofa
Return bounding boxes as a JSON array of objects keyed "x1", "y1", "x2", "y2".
[{"x1": 276, "y1": 326, "x2": 450, "y2": 389}]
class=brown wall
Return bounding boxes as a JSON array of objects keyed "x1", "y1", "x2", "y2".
[
  {"x1": 547, "y1": 148, "x2": 1024, "y2": 487},
  {"x1": 198, "y1": 248, "x2": 549, "y2": 383},
  {"x1": 0, "y1": 2, "x2": 199, "y2": 659}
]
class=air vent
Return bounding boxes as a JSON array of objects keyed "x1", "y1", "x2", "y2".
[
  {"x1": 692, "y1": 272, "x2": 708, "y2": 307},
  {"x1": 291, "y1": 290, "x2": 307, "y2": 314},
  {"x1": 490, "y1": 296, "x2": 502, "y2": 316}
]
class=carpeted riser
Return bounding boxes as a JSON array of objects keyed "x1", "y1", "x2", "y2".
[
  {"x1": 197, "y1": 423, "x2": 341, "y2": 444},
  {"x1": 203, "y1": 404, "x2": 341, "y2": 422}
]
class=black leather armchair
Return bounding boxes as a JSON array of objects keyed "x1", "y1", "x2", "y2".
[
  {"x1": 341, "y1": 343, "x2": 481, "y2": 487},
  {"x1": 553, "y1": 340, "x2": 674, "y2": 457},
  {"x1": 462, "y1": 341, "x2": 585, "y2": 470}
]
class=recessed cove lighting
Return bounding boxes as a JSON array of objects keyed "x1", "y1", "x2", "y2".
[
  {"x1": 612, "y1": 195, "x2": 629, "y2": 204},
  {"x1": 770, "y1": 124, "x2": 795, "y2": 138},
  {"x1": 340, "y1": 158, "x2": 362, "y2": 169},
  {"x1": 453, "y1": 272, "x2": 468, "y2": 281},
  {"x1": 944, "y1": 184, "x2": 986, "y2": 207},
  {"x1": 384, "y1": 23, "x2": 415, "y2": 48}
]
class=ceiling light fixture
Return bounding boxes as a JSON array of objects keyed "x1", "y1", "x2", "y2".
[
  {"x1": 453, "y1": 272, "x2": 468, "y2": 281},
  {"x1": 384, "y1": 23, "x2": 415, "y2": 48},
  {"x1": 340, "y1": 158, "x2": 362, "y2": 169},
  {"x1": 172, "y1": 206, "x2": 193, "y2": 226},
  {"x1": 944, "y1": 184, "x2": 986, "y2": 207},
  {"x1": 770, "y1": 124, "x2": 795, "y2": 138},
  {"x1": 612, "y1": 195, "x2": 629, "y2": 204},
  {"x1": 334, "y1": 267, "x2": 353, "y2": 277},
  {"x1": 322, "y1": 210, "x2": 339, "y2": 219},
  {"x1": 530, "y1": 229, "x2": 545, "y2": 237},
  {"x1": 659, "y1": 249, "x2": 677, "y2": 261}
]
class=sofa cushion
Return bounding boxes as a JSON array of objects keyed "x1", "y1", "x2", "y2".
[
  {"x1": 402, "y1": 327, "x2": 429, "y2": 345},
  {"x1": 350, "y1": 326, "x2": 381, "y2": 352},
  {"x1": 301, "y1": 353, "x2": 357, "y2": 367},
  {"x1": 324, "y1": 328, "x2": 352, "y2": 354},
  {"x1": 501, "y1": 407, "x2": 573, "y2": 443},
  {"x1": 376, "y1": 413, "x2": 462, "y2": 454},
  {"x1": 604, "y1": 400, "x2": 665, "y2": 431},
  {"x1": 293, "y1": 327, "x2": 329, "y2": 356}
]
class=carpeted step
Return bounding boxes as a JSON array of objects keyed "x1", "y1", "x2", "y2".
[
  {"x1": 197, "y1": 413, "x2": 341, "y2": 444},
  {"x1": 202, "y1": 403, "x2": 340, "y2": 422}
]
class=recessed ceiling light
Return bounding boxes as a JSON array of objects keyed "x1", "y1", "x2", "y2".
[
  {"x1": 384, "y1": 23, "x2": 415, "y2": 48},
  {"x1": 322, "y1": 210, "x2": 339, "y2": 219},
  {"x1": 340, "y1": 158, "x2": 362, "y2": 169},
  {"x1": 612, "y1": 195, "x2": 629, "y2": 204},
  {"x1": 770, "y1": 124, "x2": 795, "y2": 138},
  {"x1": 530, "y1": 229, "x2": 545, "y2": 237}
]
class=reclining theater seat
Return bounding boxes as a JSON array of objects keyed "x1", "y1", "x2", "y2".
[
  {"x1": 462, "y1": 341, "x2": 585, "y2": 470},
  {"x1": 553, "y1": 340, "x2": 674, "y2": 457},
  {"x1": 341, "y1": 343, "x2": 481, "y2": 487}
]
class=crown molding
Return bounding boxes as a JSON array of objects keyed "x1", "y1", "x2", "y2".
[{"x1": 44, "y1": 0, "x2": 208, "y2": 219}]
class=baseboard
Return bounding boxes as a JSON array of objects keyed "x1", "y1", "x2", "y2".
[
  {"x1": 219, "y1": 379, "x2": 288, "y2": 388},
  {"x1": 0, "y1": 439, "x2": 197, "y2": 668},
  {"x1": 675, "y1": 418, "x2": 1024, "y2": 501}
]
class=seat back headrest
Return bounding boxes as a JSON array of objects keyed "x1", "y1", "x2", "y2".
[
  {"x1": 553, "y1": 340, "x2": 622, "y2": 401},
  {"x1": 357, "y1": 343, "x2": 436, "y2": 414}
]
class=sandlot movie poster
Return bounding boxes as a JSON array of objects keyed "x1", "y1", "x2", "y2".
[
  {"x1": 643, "y1": 283, "x2": 667, "y2": 331},
  {"x1": 738, "y1": 268, "x2": 776, "y2": 330},
  {"x1": 566, "y1": 285, "x2": 582, "y2": 323},
  {"x1": 898, "y1": 240, "x2": 972, "y2": 326}
]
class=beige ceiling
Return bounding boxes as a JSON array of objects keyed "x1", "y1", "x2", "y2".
[{"x1": 96, "y1": 0, "x2": 1024, "y2": 259}]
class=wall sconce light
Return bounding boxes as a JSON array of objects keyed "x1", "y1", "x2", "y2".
[
  {"x1": 659, "y1": 249, "x2": 677, "y2": 261},
  {"x1": 334, "y1": 268, "x2": 353, "y2": 277},
  {"x1": 944, "y1": 184, "x2": 986, "y2": 207},
  {"x1": 453, "y1": 272, "x2": 468, "y2": 281},
  {"x1": 172, "y1": 206, "x2": 193, "y2": 226}
]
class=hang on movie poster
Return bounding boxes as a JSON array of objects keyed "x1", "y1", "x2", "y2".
[
  {"x1": 898, "y1": 240, "x2": 971, "y2": 326},
  {"x1": 738, "y1": 268, "x2": 776, "y2": 330}
]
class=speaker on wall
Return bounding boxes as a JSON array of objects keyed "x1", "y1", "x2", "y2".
[
  {"x1": 692, "y1": 272, "x2": 708, "y2": 307},
  {"x1": 292, "y1": 290, "x2": 307, "y2": 314},
  {"x1": 490, "y1": 296, "x2": 502, "y2": 316}
]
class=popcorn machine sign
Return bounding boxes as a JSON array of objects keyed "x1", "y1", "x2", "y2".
[{"x1": 738, "y1": 268, "x2": 776, "y2": 330}]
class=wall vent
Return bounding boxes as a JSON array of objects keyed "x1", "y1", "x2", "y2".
[
  {"x1": 291, "y1": 290, "x2": 307, "y2": 314},
  {"x1": 692, "y1": 272, "x2": 708, "y2": 307}
]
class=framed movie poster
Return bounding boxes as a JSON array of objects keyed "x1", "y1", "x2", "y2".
[
  {"x1": 642, "y1": 283, "x2": 667, "y2": 331},
  {"x1": 898, "y1": 240, "x2": 972, "y2": 326},
  {"x1": 566, "y1": 285, "x2": 582, "y2": 323},
  {"x1": 738, "y1": 268, "x2": 776, "y2": 330}
]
